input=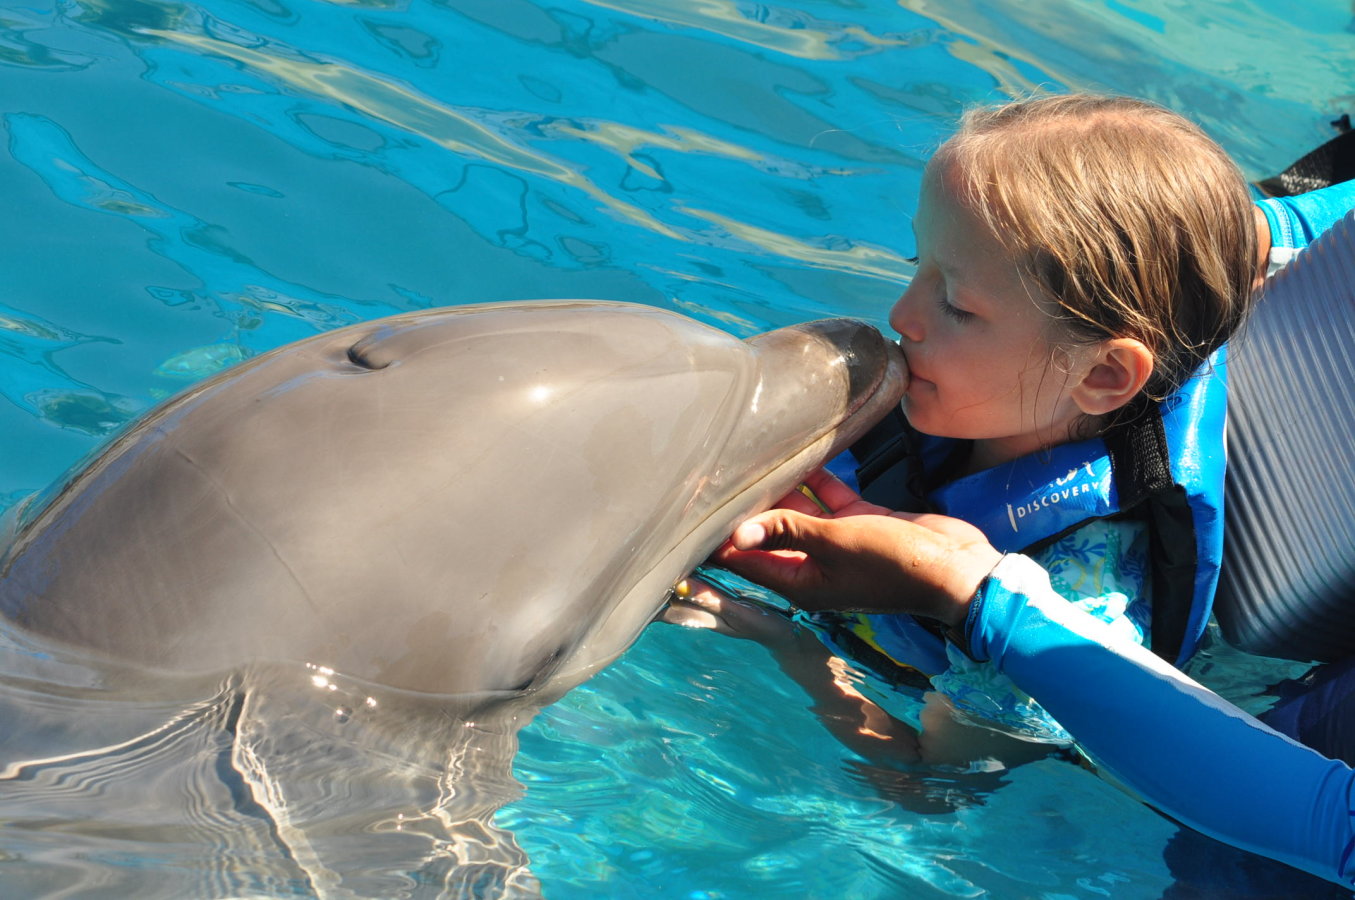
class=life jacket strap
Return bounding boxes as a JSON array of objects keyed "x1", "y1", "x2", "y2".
[{"x1": 1104, "y1": 403, "x2": 1198, "y2": 664}]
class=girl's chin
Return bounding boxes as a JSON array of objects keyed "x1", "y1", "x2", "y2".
[{"x1": 898, "y1": 393, "x2": 931, "y2": 430}]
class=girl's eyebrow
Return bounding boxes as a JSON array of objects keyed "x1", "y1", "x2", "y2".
[{"x1": 931, "y1": 253, "x2": 960, "y2": 278}]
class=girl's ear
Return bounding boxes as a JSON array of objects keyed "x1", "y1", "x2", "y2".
[{"x1": 1072, "y1": 338, "x2": 1154, "y2": 416}]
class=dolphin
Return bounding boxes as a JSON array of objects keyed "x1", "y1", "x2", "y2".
[{"x1": 0, "y1": 299, "x2": 905, "y2": 897}]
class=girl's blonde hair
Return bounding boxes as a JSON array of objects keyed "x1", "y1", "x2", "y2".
[{"x1": 935, "y1": 94, "x2": 1257, "y2": 405}]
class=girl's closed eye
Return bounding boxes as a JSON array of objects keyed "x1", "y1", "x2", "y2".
[{"x1": 937, "y1": 294, "x2": 974, "y2": 323}]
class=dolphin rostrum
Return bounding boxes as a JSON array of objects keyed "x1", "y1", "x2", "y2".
[{"x1": 0, "y1": 299, "x2": 905, "y2": 897}]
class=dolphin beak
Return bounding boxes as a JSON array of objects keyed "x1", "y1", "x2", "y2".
[{"x1": 782, "y1": 318, "x2": 908, "y2": 419}]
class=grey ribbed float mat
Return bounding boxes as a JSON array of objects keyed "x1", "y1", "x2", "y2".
[{"x1": 1216, "y1": 210, "x2": 1355, "y2": 662}]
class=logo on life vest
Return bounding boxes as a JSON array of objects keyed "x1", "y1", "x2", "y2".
[{"x1": 1005, "y1": 462, "x2": 1101, "y2": 533}]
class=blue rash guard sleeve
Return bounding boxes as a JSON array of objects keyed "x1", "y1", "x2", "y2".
[
  {"x1": 1256, "y1": 179, "x2": 1355, "y2": 273},
  {"x1": 963, "y1": 554, "x2": 1355, "y2": 889}
]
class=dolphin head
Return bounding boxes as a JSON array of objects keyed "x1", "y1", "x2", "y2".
[{"x1": 1, "y1": 301, "x2": 904, "y2": 701}]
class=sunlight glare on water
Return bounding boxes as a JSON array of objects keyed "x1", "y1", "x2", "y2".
[{"x1": 0, "y1": 0, "x2": 1352, "y2": 896}]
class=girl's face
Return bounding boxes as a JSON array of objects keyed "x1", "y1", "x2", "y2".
[{"x1": 889, "y1": 159, "x2": 1092, "y2": 472}]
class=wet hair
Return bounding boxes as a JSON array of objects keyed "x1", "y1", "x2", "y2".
[{"x1": 933, "y1": 93, "x2": 1257, "y2": 407}]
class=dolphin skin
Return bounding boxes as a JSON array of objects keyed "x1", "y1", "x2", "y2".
[{"x1": 0, "y1": 299, "x2": 905, "y2": 897}]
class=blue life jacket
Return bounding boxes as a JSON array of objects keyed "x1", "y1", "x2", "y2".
[{"x1": 840, "y1": 348, "x2": 1230, "y2": 669}]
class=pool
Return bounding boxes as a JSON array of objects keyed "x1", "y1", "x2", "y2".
[{"x1": 1, "y1": 0, "x2": 1352, "y2": 895}]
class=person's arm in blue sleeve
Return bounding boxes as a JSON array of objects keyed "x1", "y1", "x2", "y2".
[
  {"x1": 712, "y1": 472, "x2": 1355, "y2": 890},
  {"x1": 966, "y1": 553, "x2": 1355, "y2": 888},
  {"x1": 1255, "y1": 179, "x2": 1355, "y2": 276}
]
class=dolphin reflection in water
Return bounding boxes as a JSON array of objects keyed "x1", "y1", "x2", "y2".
[{"x1": 0, "y1": 300, "x2": 905, "y2": 898}]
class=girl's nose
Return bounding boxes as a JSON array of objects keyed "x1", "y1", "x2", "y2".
[{"x1": 889, "y1": 282, "x2": 924, "y2": 343}]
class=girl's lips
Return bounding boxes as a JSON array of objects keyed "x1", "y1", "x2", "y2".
[
  {"x1": 896, "y1": 342, "x2": 913, "y2": 390},
  {"x1": 897, "y1": 346, "x2": 922, "y2": 391}
]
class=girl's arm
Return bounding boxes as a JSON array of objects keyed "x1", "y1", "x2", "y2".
[{"x1": 663, "y1": 577, "x2": 924, "y2": 764}]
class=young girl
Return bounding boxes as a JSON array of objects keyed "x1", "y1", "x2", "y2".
[{"x1": 670, "y1": 93, "x2": 1259, "y2": 768}]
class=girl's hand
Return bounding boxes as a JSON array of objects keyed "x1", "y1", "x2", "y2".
[{"x1": 658, "y1": 575, "x2": 799, "y2": 650}]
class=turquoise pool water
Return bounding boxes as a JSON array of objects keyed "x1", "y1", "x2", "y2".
[{"x1": 1, "y1": 0, "x2": 1352, "y2": 896}]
